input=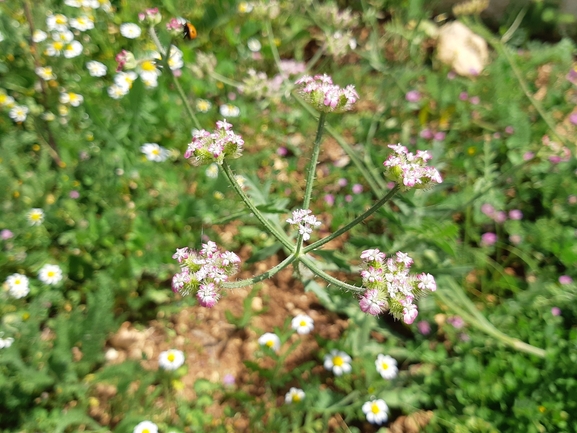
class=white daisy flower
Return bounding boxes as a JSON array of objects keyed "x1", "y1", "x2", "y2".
[
  {"x1": 158, "y1": 349, "x2": 185, "y2": 370},
  {"x1": 114, "y1": 71, "x2": 138, "y2": 90},
  {"x1": 35, "y1": 66, "x2": 56, "y2": 81},
  {"x1": 63, "y1": 40, "x2": 83, "y2": 58},
  {"x1": 108, "y1": 84, "x2": 129, "y2": 99},
  {"x1": 64, "y1": 0, "x2": 82, "y2": 6},
  {"x1": 6, "y1": 273, "x2": 30, "y2": 299},
  {"x1": 284, "y1": 387, "x2": 305, "y2": 404},
  {"x1": 32, "y1": 29, "x2": 48, "y2": 43},
  {"x1": 0, "y1": 336, "x2": 14, "y2": 349},
  {"x1": 323, "y1": 349, "x2": 352, "y2": 376},
  {"x1": 133, "y1": 421, "x2": 158, "y2": 433},
  {"x1": 238, "y1": 2, "x2": 254, "y2": 13},
  {"x1": 375, "y1": 354, "x2": 398, "y2": 380},
  {"x1": 27, "y1": 208, "x2": 44, "y2": 225},
  {"x1": 45, "y1": 41, "x2": 64, "y2": 57},
  {"x1": 9, "y1": 105, "x2": 29, "y2": 123},
  {"x1": 140, "y1": 143, "x2": 169, "y2": 162},
  {"x1": 38, "y1": 264, "x2": 63, "y2": 285},
  {"x1": 46, "y1": 14, "x2": 69, "y2": 32},
  {"x1": 86, "y1": 60, "x2": 107, "y2": 77},
  {"x1": 52, "y1": 29, "x2": 74, "y2": 44},
  {"x1": 291, "y1": 314, "x2": 314, "y2": 335},
  {"x1": 168, "y1": 45, "x2": 183, "y2": 70},
  {"x1": 58, "y1": 104, "x2": 69, "y2": 116},
  {"x1": 258, "y1": 332, "x2": 280, "y2": 352},
  {"x1": 0, "y1": 91, "x2": 15, "y2": 109},
  {"x1": 196, "y1": 99, "x2": 212, "y2": 113},
  {"x1": 69, "y1": 16, "x2": 94, "y2": 32},
  {"x1": 205, "y1": 163, "x2": 219, "y2": 178},
  {"x1": 60, "y1": 92, "x2": 84, "y2": 107},
  {"x1": 119, "y1": 23, "x2": 141, "y2": 39},
  {"x1": 362, "y1": 399, "x2": 389, "y2": 425},
  {"x1": 247, "y1": 38, "x2": 261, "y2": 52},
  {"x1": 140, "y1": 73, "x2": 158, "y2": 89},
  {"x1": 84, "y1": 0, "x2": 101, "y2": 8},
  {"x1": 219, "y1": 103, "x2": 240, "y2": 117}
]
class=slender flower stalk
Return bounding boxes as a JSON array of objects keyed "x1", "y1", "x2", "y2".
[
  {"x1": 221, "y1": 161, "x2": 293, "y2": 250},
  {"x1": 221, "y1": 253, "x2": 297, "y2": 288},
  {"x1": 300, "y1": 255, "x2": 364, "y2": 292}
]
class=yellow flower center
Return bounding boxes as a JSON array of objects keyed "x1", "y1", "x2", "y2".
[
  {"x1": 292, "y1": 394, "x2": 301, "y2": 403},
  {"x1": 55, "y1": 15, "x2": 66, "y2": 25},
  {"x1": 142, "y1": 430, "x2": 150, "y2": 433},
  {"x1": 141, "y1": 60, "x2": 156, "y2": 72},
  {"x1": 14, "y1": 278, "x2": 21, "y2": 285},
  {"x1": 333, "y1": 356, "x2": 343, "y2": 367},
  {"x1": 151, "y1": 148, "x2": 160, "y2": 155},
  {"x1": 53, "y1": 42, "x2": 64, "y2": 50},
  {"x1": 371, "y1": 402, "x2": 380, "y2": 414},
  {"x1": 381, "y1": 362, "x2": 389, "y2": 370},
  {"x1": 299, "y1": 320, "x2": 307, "y2": 327},
  {"x1": 266, "y1": 340, "x2": 274, "y2": 348},
  {"x1": 0, "y1": 94, "x2": 6, "y2": 103},
  {"x1": 47, "y1": 271, "x2": 55, "y2": 277},
  {"x1": 31, "y1": 213, "x2": 41, "y2": 221},
  {"x1": 167, "y1": 353, "x2": 175, "y2": 362}
]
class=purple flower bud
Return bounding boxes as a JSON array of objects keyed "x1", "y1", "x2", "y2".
[
  {"x1": 569, "y1": 113, "x2": 577, "y2": 125},
  {"x1": 352, "y1": 184, "x2": 363, "y2": 194},
  {"x1": 337, "y1": 178, "x2": 348, "y2": 188},
  {"x1": 481, "y1": 232, "x2": 497, "y2": 246},
  {"x1": 447, "y1": 316, "x2": 465, "y2": 329},
  {"x1": 505, "y1": 126, "x2": 515, "y2": 134},
  {"x1": 420, "y1": 129, "x2": 434, "y2": 140},
  {"x1": 480, "y1": 203, "x2": 494, "y2": 217},
  {"x1": 551, "y1": 307, "x2": 561, "y2": 316},
  {"x1": 459, "y1": 92, "x2": 468, "y2": 101},
  {"x1": 469, "y1": 96, "x2": 480, "y2": 105},
  {"x1": 69, "y1": 190, "x2": 80, "y2": 199},
  {"x1": 1, "y1": 229, "x2": 14, "y2": 240},
  {"x1": 277, "y1": 146, "x2": 288, "y2": 156},
  {"x1": 523, "y1": 152, "x2": 534, "y2": 161},
  {"x1": 559, "y1": 275, "x2": 573, "y2": 285},
  {"x1": 508, "y1": 209, "x2": 523, "y2": 220},
  {"x1": 324, "y1": 194, "x2": 335, "y2": 206},
  {"x1": 494, "y1": 211, "x2": 507, "y2": 223},
  {"x1": 433, "y1": 132, "x2": 446, "y2": 141},
  {"x1": 405, "y1": 90, "x2": 421, "y2": 102},
  {"x1": 417, "y1": 321, "x2": 431, "y2": 335},
  {"x1": 509, "y1": 235, "x2": 522, "y2": 245}
]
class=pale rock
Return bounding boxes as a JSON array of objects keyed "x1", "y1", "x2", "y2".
[{"x1": 436, "y1": 21, "x2": 489, "y2": 77}]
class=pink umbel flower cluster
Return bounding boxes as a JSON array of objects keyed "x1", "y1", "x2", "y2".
[
  {"x1": 184, "y1": 120, "x2": 244, "y2": 166},
  {"x1": 358, "y1": 249, "x2": 436, "y2": 324},
  {"x1": 383, "y1": 144, "x2": 443, "y2": 191},
  {"x1": 295, "y1": 74, "x2": 359, "y2": 113},
  {"x1": 286, "y1": 209, "x2": 322, "y2": 241},
  {"x1": 171, "y1": 241, "x2": 241, "y2": 308}
]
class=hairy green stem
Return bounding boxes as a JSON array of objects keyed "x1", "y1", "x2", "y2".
[
  {"x1": 304, "y1": 184, "x2": 400, "y2": 253},
  {"x1": 210, "y1": 70, "x2": 242, "y2": 88},
  {"x1": 300, "y1": 255, "x2": 364, "y2": 293},
  {"x1": 296, "y1": 112, "x2": 326, "y2": 255},
  {"x1": 294, "y1": 96, "x2": 386, "y2": 197},
  {"x1": 221, "y1": 254, "x2": 297, "y2": 288},
  {"x1": 222, "y1": 161, "x2": 293, "y2": 250}
]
